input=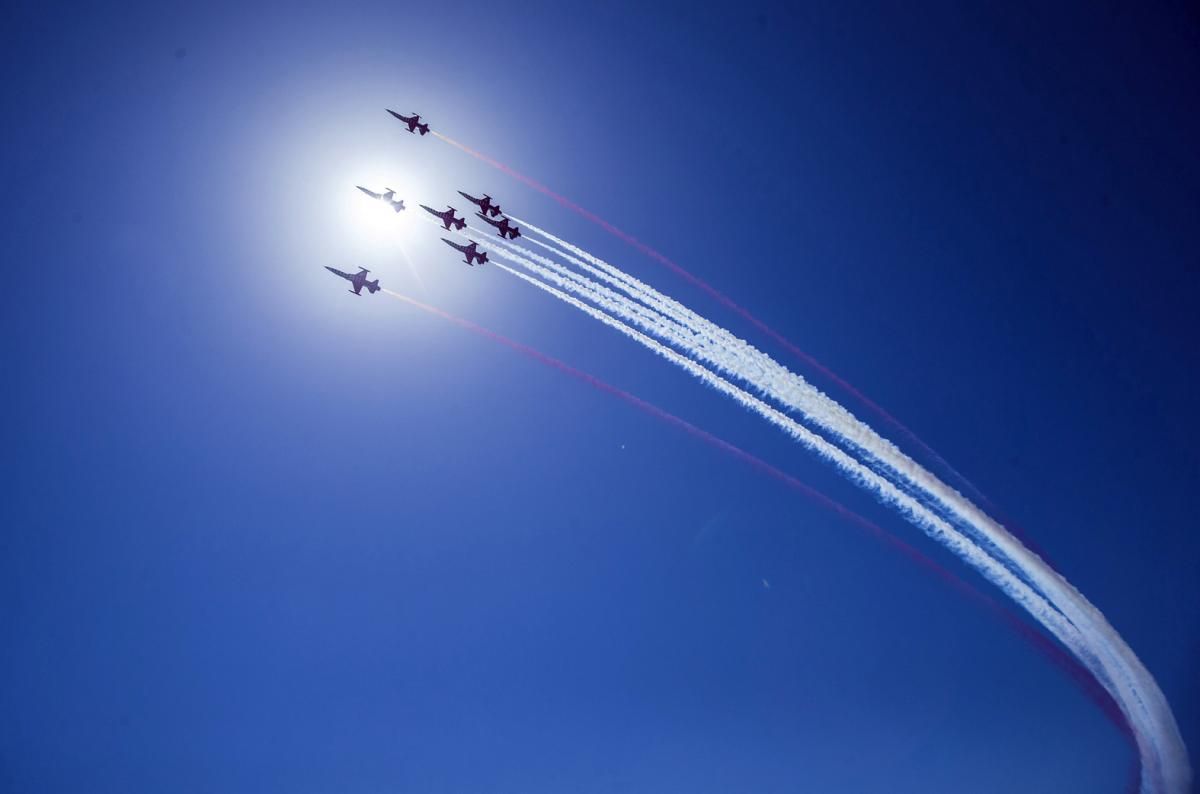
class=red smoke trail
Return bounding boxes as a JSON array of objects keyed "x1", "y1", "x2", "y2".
[
  {"x1": 433, "y1": 132, "x2": 1057, "y2": 565},
  {"x1": 381, "y1": 287, "x2": 1134, "y2": 755}
]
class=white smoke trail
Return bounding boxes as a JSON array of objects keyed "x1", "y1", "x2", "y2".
[
  {"x1": 485, "y1": 259, "x2": 1142, "y2": 787},
  {"x1": 487, "y1": 255, "x2": 1095, "y2": 664},
  {"x1": 502, "y1": 217, "x2": 1189, "y2": 793},
  {"x1": 429, "y1": 211, "x2": 1186, "y2": 790},
  {"x1": 481, "y1": 231, "x2": 819, "y2": 419},
  {"x1": 477, "y1": 229, "x2": 695, "y2": 341},
  {"x1": 500, "y1": 228, "x2": 1054, "y2": 591},
  {"x1": 508, "y1": 225, "x2": 1053, "y2": 593}
]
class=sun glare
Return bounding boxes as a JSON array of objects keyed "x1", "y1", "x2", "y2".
[{"x1": 338, "y1": 168, "x2": 426, "y2": 249}]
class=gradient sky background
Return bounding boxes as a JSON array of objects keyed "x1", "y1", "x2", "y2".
[{"x1": 3, "y1": 1, "x2": 1198, "y2": 792}]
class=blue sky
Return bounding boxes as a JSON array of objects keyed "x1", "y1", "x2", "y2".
[{"x1": 2, "y1": 1, "x2": 1197, "y2": 791}]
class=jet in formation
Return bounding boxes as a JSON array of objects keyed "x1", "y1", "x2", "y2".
[
  {"x1": 387, "y1": 109, "x2": 430, "y2": 136},
  {"x1": 357, "y1": 186, "x2": 406, "y2": 212},
  {"x1": 441, "y1": 238, "x2": 489, "y2": 266},
  {"x1": 325, "y1": 266, "x2": 381, "y2": 296},
  {"x1": 457, "y1": 190, "x2": 502, "y2": 218},
  {"x1": 421, "y1": 204, "x2": 467, "y2": 231},
  {"x1": 476, "y1": 212, "x2": 521, "y2": 240}
]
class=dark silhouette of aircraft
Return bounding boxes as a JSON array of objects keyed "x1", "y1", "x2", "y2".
[
  {"x1": 325, "y1": 266, "x2": 381, "y2": 296},
  {"x1": 357, "y1": 186, "x2": 406, "y2": 212},
  {"x1": 476, "y1": 212, "x2": 521, "y2": 240},
  {"x1": 457, "y1": 190, "x2": 502, "y2": 218},
  {"x1": 442, "y1": 238, "x2": 489, "y2": 266},
  {"x1": 420, "y1": 204, "x2": 466, "y2": 231},
  {"x1": 386, "y1": 109, "x2": 430, "y2": 135}
]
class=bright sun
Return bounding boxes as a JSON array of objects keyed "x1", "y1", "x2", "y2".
[{"x1": 338, "y1": 168, "x2": 426, "y2": 249}]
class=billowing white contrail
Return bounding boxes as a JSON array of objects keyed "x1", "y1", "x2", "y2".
[
  {"x1": 480, "y1": 231, "x2": 810, "y2": 418},
  {"x1": 435, "y1": 212, "x2": 1186, "y2": 791},
  {"x1": 478, "y1": 229, "x2": 698, "y2": 345},
  {"x1": 485, "y1": 256, "x2": 1139, "y2": 788},
  {"x1": 500, "y1": 228, "x2": 1059, "y2": 593},
  {"x1": 499, "y1": 217, "x2": 1189, "y2": 793},
  {"x1": 479, "y1": 239, "x2": 1054, "y2": 617},
  {"x1": 506, "y1": 225, "x2": 1051, "y2": 590},
  {"x1": 487, "y1": 254, "x2": 1093, "y2": 662}
]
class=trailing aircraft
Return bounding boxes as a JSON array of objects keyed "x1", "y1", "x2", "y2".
[
  {"x1": 457, "y1": 190, "x2": 502, "y2": 218},
  {"x1": 325, "y1": 266, "x2": 380, "y2": 295},
  {"x1": 441, "y1": 238, "x2": 489, "y2": 266},
  {"x1": 476, "y1": 212, "x2": 521, "y2": 240}
]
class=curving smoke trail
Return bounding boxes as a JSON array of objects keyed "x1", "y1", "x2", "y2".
[
  {"x1": 487, "y1": 228, "x2": 1052, "y2": 593},
  {"x1": 506, "y1": 221, "x2": 1068, "y2": 567},
  {"x1": 408, "y1": 174, "x2": 1187, "y2": 787},
  {"x1": 466, "y1": 228, "x2": 1188, "y2": 792},
  {"x1": 477, "y1": 233, "x2": 1021, "y2": 571},
  {"x1": 432, "y1": 131, "x2": 991, "y2": 506},
  {"x1": 482, "y1": 252, "x2": 1094, "y2": 669},
  {"x1": 380, "y1": 285, "x2": 1135, "y2": 759},
  {"x1": 509, "y1": 216, "x2": 1064, "y2": 572}
]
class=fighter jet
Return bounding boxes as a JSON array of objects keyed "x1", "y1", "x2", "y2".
[
  {"x1": 420, "y1": 204, "x2": 467, "y2": 231},
  {"x1": 476, "y1": 212, "x2": 521, "y2": 240},
  {"x1": 457, "y1": 190, "x2": 502, "y2": 218},
  {"x1": 325, "y1": 266, "x2": 381, "y2": 296},
  {"x1": 441, "y1": 238, "x2": 489, "y2": 266},
  {"x1": 357, "y1": 186, "x2": 406, "y2": 212},
  {"x1": 386, "y1": 109, "x2": 430, "y2": 136}
]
